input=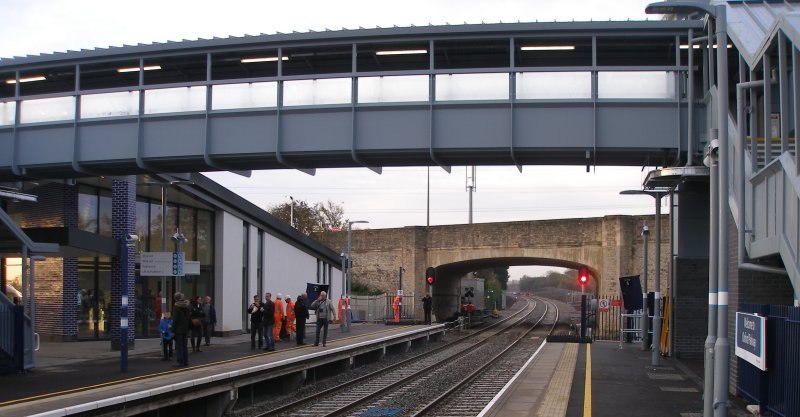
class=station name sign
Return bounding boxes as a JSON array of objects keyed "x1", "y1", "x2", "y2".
[{"x1": 734, "y1": 312, "x2": 766, "y2": 371}]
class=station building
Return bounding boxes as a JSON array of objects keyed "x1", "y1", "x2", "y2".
[{"x1": 1, "y1": 173, "x2": 341, "y2": 345}]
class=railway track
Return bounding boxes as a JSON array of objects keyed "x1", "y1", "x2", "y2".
[{"x1": 255, "y1": 297, "x2": 557, "y2": 417}]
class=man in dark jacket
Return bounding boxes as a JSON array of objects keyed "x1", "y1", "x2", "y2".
[
  {"x1": 422, "y1": 294, "x2": 433, "y2": 325},
  {"x1": 262, "y1": 292, "x2": 276, "y2": 351},
  {"x1": 202, "y1": 296, "x2": 217, "y2": 346},
  {"x1": 294, "y1": 293, "x2": 310, "y2": 345},
  {"x1": 247, "y1": 294, "x2": 264, "y2": 349},
  {"x1": 171, "y1": 292, "x2": 191, "y2": 367}
]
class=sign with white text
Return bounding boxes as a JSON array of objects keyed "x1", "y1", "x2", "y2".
[
  {"x1": 140, "y1": 252, "x2": 174, "y2": 276},
  {"x1": 735, "y1": 312, "x2": 767, "y2": 371}
]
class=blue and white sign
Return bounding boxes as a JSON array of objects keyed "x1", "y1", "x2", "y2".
[
  {"x1": 735, "y1": 312, "x2": 767, "y2": 371},
  {"x1": 172, "y1": 251, "x2": 185, "y2": 277}
]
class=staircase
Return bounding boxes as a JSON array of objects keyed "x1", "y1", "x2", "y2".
[{"x1": 0, "y1": 293, "x2": 32, "y2": 374}]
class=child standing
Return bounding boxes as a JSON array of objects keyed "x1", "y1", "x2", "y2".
[{"x1": 160, "y1": 311, "x2": 174, "y2": 361}]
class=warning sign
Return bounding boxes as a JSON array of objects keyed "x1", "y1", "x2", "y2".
[{"x1": 598, "y1": 298, "x2": 610, "y2": 312}]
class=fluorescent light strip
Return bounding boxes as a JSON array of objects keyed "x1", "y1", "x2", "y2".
[
  {"x1": 375, "y1": 49, "x2": 428, "y2": 56},
  {"x1": 117, "y1": 65, "x2": 162, "y2": 73},
  {"x1": 680, "y1": 44, "x2": 733, "y2": 49},
  {"x1": 520, "y1": 45, "x2": 575, "y2": 51},
  {"x1": 5, "y1": 76, "x2": 46, "y2": 84},
  {"x1": 241, "y1": 56, "x2": 289, "y2": 63}
]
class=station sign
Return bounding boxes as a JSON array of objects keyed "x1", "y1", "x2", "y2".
[
  {"x1": 141, "y1": 252, "x2": 186, "y2": 277},
  {"x1": 735, "y1": 312, "x2": 767, "y2": 371}
]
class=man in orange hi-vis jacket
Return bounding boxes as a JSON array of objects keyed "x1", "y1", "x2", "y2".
[
  {"x1": 285, "y1": 295, "x2": 296, "y2": 338},
  {"x1": 392, "y1": 294, "x2": 401, "y2": 323},
  {"x1": 273, "y1": 293, "x2": 285, "y2": 341}
]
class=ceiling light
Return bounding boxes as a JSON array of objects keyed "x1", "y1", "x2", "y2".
[
  {"x1": 240, "y1": 56, "x2": 289, "y2": 63},
  {"x1": 117, "y1": 65, "x2": 161, "y2": 73},
  {"x1": 375, "y1": 49, "x2": 428, "y2": 56},
  {"x1": 679, "y1": 44, "x2": 733, "y2": 49},
  {"x1": 5, "y1": 76, "x2": 46, "y2": 84},
  {"x1": 520, "y1": 45, "x2": 576, "y2": 51}
]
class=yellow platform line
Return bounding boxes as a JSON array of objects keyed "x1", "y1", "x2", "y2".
[{"x1": 584, "y1": 344, "x2": 592, "y2": 417}]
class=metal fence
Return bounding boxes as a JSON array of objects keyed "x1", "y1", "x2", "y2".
[
  {"x1": 347, "y1": 293, "x2": 417, "y2": 322},
  {"x1": 738, "y1": 304, "x2": 800, "y2": 417},
  {"x1": 0, "y1": 298, "x2": 31, "y2": 373}
]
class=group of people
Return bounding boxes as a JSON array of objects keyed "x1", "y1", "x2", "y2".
[
  {"x1": 159, "y1": 293, "x2": 217, "y2": 367},
  {"x1": 248, "y1": 290, "x2": 337, "y2": 349}
]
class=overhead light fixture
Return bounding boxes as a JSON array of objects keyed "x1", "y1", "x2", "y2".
[
  {"x1": 117, "y1": 65, "x2": 161, "y2": 73},
  {"x1": 240, "y1": 56, "x2": 289, "y2": 63},
  {"x1": 5, "y1": 76, "x2": 46, "y2": 84},
  {"x1": 375, "y1": 49, "x2": 428, "y2": 56},
  {"x1": 679, "y1": 44, "x2": 732, "y2": 49},
  {"x1": 520, "y1": 45, "x2": 576, "y2": 51}
]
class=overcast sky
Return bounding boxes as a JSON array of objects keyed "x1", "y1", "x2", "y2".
[{"x1": 1, "y1": 0, "x2": 665, "y2": 279}]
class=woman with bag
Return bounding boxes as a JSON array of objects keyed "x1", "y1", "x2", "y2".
[{"x1": 189, "y1": 296, "x2": 205, "y2": 352}]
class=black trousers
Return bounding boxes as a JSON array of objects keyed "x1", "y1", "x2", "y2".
[
  {"x1": 250, "y1": 322, "x2": 263, "y2": 347},
  {"x1": 424, "y1": 308, "x2": 432, "y2": 324},
  {"x1": 315, "y1": 318, "x2": 329, "y2": 345},
  {"x1": 296, "y1": 318, "x2": 306, "y2": 344}
]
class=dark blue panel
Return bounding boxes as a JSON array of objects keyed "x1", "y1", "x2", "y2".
[
  {"x1": 434, "y1": 106, "x2": 512, "y2": 149},
  {"x1": 141, "y1": 117, "x2": 206, "y2": 158},
  {"x1": 17, "y1": 125, "x2": 73, "y2": 165},
  {"x1": 281, "y1": 109, "x2": 352, "y2": 152},
  {"x1": 514, "y1": 105, "x2": 595, "y2": 148},
  {"x1": 596, "y1": 104, "x2": 681, "y2": 148},
  {"x1": 78, "y1": 120, "x2": 138, "y2": 162},
  {"x1": 0, "y1": 130, "x2": 12, "y2": 167},
  {"x1": 355, "y1": 107, "x2": 429, "y2": 150},
  {"x1": 208, "y1": 112, "x2": 277, "y2": 155}
]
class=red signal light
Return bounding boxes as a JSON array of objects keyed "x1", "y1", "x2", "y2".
[
  {"x1": 578, "y1": 267, "x2": 590, "y2": 286},
  {"x1": 425, "y1": 267, "x2": 436, "y2": 285}
]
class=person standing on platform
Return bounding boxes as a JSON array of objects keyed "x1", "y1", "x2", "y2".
[
  {"x1": 294, "y1": 293, "x2": 309, "y2": 345},
  {"x1": 392, "y1": 294, "x2": 401, "y2": 323},
  {"x1": 159, "y1": 311, "x2": 173, "y2": 361},
  {"x1": 202, "y1": 296, "x2": 217, "y2": 346},
  {"x1": 285, "y1": 295, "x2": 296, "y2": 340},
  {"x1": 422, "y1": 294, "x2": 433, "y2": 325},
  {"x1": 189, "y1": 296, "x2": 205, "y2": 352},
  {"x1": 262, "y1": 292, "x2": 276, "y2": 351},
  {"x1": 171, "y1": 292, "x2": 190, "y2": 367},
  {"x1": 311, "y1": 291, "x2": 336, "y2": 347},
  {"x1": 273, "y1": 293, "x2": 285, "y2": 342},
  {"x1": 247, "y1": 295, "x2": 264, "y2": 349}
]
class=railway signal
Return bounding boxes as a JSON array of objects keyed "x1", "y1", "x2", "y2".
[
  {"x1": 426, "y1": 267, "x2": 436, "y2": 285},
  {"x1": 578, "y1": 266, "x2": 590, "y2": 287}
]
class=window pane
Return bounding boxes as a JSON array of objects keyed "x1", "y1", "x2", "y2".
[
  {"x1": 179, "y1": 206, "x2": 196, "y2": 261},
  {"x1": 98, "y1": 191, "x2": 112, "y2": 237},
  {"x1": 212, "y1": 82, "x2": 277, "y2": 110},
  {"x1": 197, "y1": 210, "x2": 213, "y2": 266},
  {"x1": 283, "y1": 78, "x2": 351, "y2": 106},
  {"x1": 78, "y1": 192, "x2": 98, "y2": 233},
  {"x1": 136, "y1": 199, "x2": 150, "y2": 256},
  {"x1": 516, "y1": 72, "x2": 592, "y2": 99},
  {"x1": 435, "y1": 73, "x2": 509, "y2": 101},
  {"x1": 358, "y1": 75, "x2": 428, "y2": 103},
  {"x1": 144, "y1": 86, "x2": 205, "y2": 114},
  {"x1": 0, "y1": 101, "x2": 15, "y2": 126},
  {"x1": 166, "y1": 205, "x2": 178, "y2": 249},
  {"x1": 81, "y1": 91, "x2": 138, "y2": 119},
  {"x1": 150, "y1": 202, "x2": 164, "y2": 252},
  {"x1": 20, "y1": 96, "x2": 75, "y2": 123},
  {"x1": 598, "y1": 71, "x2": 676, "y2": 99}
]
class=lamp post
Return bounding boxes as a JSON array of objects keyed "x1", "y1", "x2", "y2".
[
  {"x1": 346, "y1": 220, "x2": 368, "y2": 332},
  {"x1": 646, "y1": 3, "x2": 730, "y2": 414},
  {"x1": 288, "y1": 196, "x2": 295, "y2": 228},
  {"x1": 621, "y1": 189, "x2": 670, "y2": 366}
]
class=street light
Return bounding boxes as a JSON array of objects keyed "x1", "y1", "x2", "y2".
[
  {"x1": 620, "y1": 188, "x2": 670, "y2": 366},
  {"x1": 645, "y1": 4, "x2": 730, "y2": 416},
  {"x1": 345, "y1": 220, "x2": 368, "y2": 332}
]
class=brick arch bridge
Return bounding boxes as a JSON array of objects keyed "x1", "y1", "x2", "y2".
[{"x1": 320, "y1": 215, "x2": 668, "y2": 319}]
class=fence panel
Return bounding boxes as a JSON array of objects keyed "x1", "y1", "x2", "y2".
[
  {"x1": 349, "y1": 295, "x2": 387, "y2": 323},
  {"x1": 785, "y1": 308, "x2": 800, "y2": 417},
  {"x1": 767, "y1": 305, "x2": 789, "y2": 417}
]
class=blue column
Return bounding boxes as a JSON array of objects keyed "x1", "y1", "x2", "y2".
[{"x1": 110, "y1": 176, "x2": 136, "y2": 351}]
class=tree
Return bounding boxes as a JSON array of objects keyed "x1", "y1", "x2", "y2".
[{"x1": 268, "y1": 199, "x2": 348, "y2": 239}]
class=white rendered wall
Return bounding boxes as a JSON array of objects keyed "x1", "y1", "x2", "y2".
[
  {"x1": 214, "y1": 211, "x2": 243, "y2": 333},
  {"x1": 247, "y1": 224, "x2": 259, "y2": 301},
  {"x1": 264, "y1": 233, "x2": 319, "y2": 301}
]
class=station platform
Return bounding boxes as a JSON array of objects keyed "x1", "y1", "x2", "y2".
[
  {"x1": 482, "y1": 340, "x2": 752, "y2": 417},
  {"x1": 0, "y1": 322, "x2": 444, "y2": 416}
]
